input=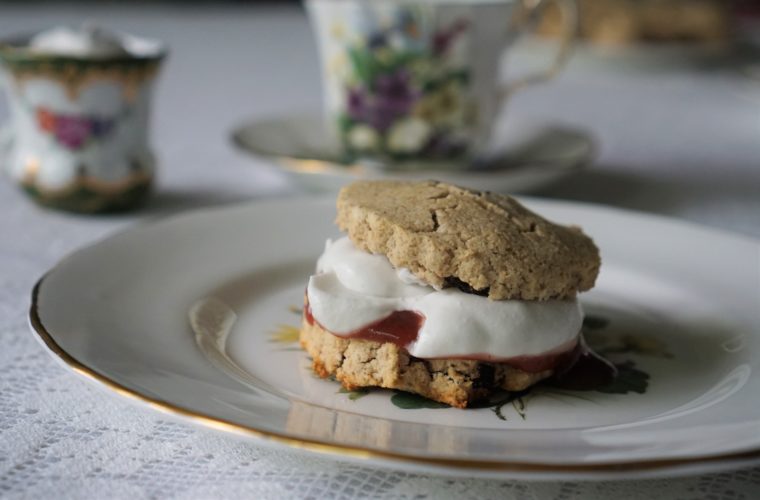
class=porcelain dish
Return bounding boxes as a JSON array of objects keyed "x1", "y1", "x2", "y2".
[
  {"x1": 231, "y1": 114, "x2": 594, "y2": 193},
  {"x1": 30, "y1": 197, "x2": 760, "y2": 480}
]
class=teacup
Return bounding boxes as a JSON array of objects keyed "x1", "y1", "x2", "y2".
[
  {"x1": 0, "y1": 26, "x2": 166, "y2": 212},
  {"x1": 306, "y1": 0, "x2": 577, "y2": 165}
]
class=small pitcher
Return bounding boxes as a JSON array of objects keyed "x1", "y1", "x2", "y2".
[{"x1": 0, "y1": 26, "x2": 166, "y2": 213}]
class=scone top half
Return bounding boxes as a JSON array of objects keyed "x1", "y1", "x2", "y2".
[{"x1": 336, "y1": 180, "x2": 600, "y2": 301}]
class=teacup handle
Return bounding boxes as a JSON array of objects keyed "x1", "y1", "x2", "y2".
[{"x1": 499, "y1": 0, "x2": 578, "y2": 99}]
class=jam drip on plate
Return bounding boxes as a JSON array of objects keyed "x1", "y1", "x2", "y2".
[
  {"x1": 303, "y1": 296, "x2": 617, "y2": 390},
  {"x1": 548, "y1": 336, "x2": 618, "y2": 390}
]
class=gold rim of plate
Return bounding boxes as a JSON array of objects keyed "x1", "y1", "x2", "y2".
[{"x1": 28, "y1": 276, "x2": 760, "y2": 475}]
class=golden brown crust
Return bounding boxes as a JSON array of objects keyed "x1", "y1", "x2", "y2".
[
  {"x1": 300, "y1": 319, "x2": 553, "y2": 409},
  {"x1": 336, "y1": 180, "x2": 601, "y2": 301}
]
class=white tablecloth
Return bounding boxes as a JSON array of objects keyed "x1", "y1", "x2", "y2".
[{"x1": 1, "y1": 4, "x2": 759, "y2": 499}]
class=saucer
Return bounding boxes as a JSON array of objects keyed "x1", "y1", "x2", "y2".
[{"x1": 231, "y1": 113, "x2": 594, "y2": 193}]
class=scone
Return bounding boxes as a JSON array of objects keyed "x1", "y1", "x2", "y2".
[{"x1": 300, "y1": 180, "x2": 603, "y2": 408}]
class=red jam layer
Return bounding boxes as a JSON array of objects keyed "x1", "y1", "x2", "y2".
[
  {"x1": 344, "y1": 310, "x2": 425, "y2": 347},
  {"x1": 305, "y1": 297, "x2": 425, "y2": 348},
  {"x1": 304, "y1": 299, "x2": 315, "y2": 326},
  {"x1": 303, "y1": 295, "x2": 616, "y2": 389},
  {"x1": 445, "y1": 338, "x2": 580, "y2": 373}
]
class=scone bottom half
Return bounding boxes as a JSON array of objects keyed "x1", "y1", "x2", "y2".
[
  {"x1": 301, "y1": 180, "x2": 605, "y2": 408},
  {"x1": 300, "y1": 315, "x2": 554, "y2": 409}
]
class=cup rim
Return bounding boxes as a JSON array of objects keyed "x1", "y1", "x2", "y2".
[{"x1": 0, "y1": 31, "x2": 168, "y2": 64}]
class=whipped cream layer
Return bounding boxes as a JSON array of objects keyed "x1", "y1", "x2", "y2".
[
  {"x1": 30, "y1": 25, "x2": 129, "y2": 57},
  {"x1": 307, "y1": 237, "x2": 583, "y2": 360}
]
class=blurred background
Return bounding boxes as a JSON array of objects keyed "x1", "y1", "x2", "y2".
[{"x1": 0, "y1": 0, "x2": 759, "y2": 236}]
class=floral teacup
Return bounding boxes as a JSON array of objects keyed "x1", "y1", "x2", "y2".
[
  {"x1": 307, "y1": 0, "x2": 577, "y2": 165},
  {"x1": 0, "y1": 26, "x2": 166, "y2": 212}
]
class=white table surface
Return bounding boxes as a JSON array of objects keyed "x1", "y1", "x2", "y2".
[{"x1": 1, "y1": 4, "x2": 759, "y2": 499}]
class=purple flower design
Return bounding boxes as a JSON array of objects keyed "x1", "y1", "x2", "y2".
[
  {"x1": 91, "y1": 118, "x2": 115, "y2": 138},
  {"x1": 54, "y1": 115, "x2": 92, "y2": 150},
  {"x1": 433, "y1": 19, "x2": 469, "y2": 56},
  {"x1": 347, "y1": 69, "x2": 419, "y2": 131},
  {"x1": 347, "y1": 87, "x2": 368, "y2": 121},
  {"x1": 340, "y1": 12, "x2": 472, "y2": 158}
]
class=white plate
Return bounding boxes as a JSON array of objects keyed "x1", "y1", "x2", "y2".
[
  {"x1": 30, "y1": 197, "x2": 760, "y2": 480},
  {"x1": 231, "y1": 114, "x2": 594, "y2": 193}
]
